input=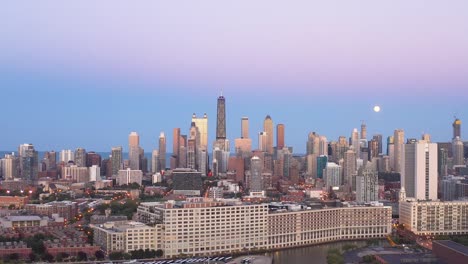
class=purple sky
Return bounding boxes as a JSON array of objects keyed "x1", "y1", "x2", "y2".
[{"x1": 1, "y1": 1, "x2": 468, "y2": 152}]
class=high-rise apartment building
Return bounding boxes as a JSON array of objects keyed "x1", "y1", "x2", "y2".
[
  {"x1": 393, "y1": 129, "x2": 405, "y2": 173},
  {"x1": 89, "y1": 165, "x2": 101, "y2": 182},
  {"x1": 356, "y1": 164, "x2": 379, "y2": 203},
  {"x1": 351, "y1": 128, "x2": 360, "y2": 159},
  {"x1": 62, "y1": 165, "x2": 89, "y2": 183},
  {"x1": 43, "y1": 151, "x2": 57, "y2": 171},
  {"x1": 306, "y1": 132, "x2": 320, "y2": 155},
  {"x1": 128, "y1": 132, "x2": 141, "y2": 170},
  {"x1": 324, "y1": 162, "x2": 342, "y2": 188},
  {"x1": 373, "y1": 134, "x2": 383, "y2": 155},
  {"x1": 1, "y1": 154, "x2": 18, "y2": 180},
  {"x1": 111, "y1": 146, "x2": 123, "y2": 177},
  {"x1": 74, "y1": 148, "x2": 86, "y2": 167},
  {"x1": 317, "y1": 155, "x2": 328, "y2": 179},
  {"x1": 117, "y1": 169, "x2": 143, "y2": 186},
  {"x1": 241, "y1": 117, "x2": 249, "y2": 139},
  {"x1": 86, "y1": 152, "x2": 102, "y2": 167},
  {"x1": 18, "y1": 144, "x2": 38, "y2": 181},
  {"x1": 191, "y1": 113, "x2": 208, "y2": 150},
  {"x1": 158, "y1": 132, "x2": 166, "y2": 170},
  {"x1": 258, "y1": 132, "x2": 268, "y2": 152},
  {"x1": 403, "y1": 140, "x2": 438, "y2": 200},
  {"x1": 249, "y1": 156, "x2": 263, "y2": 192},
  {"x1": 151, "y1": 150, "x2": 160, "y2": 173},
  {"x1": 343, "y1": 149, "x2": 357, "y2": 188},
  {"x1": 263, "y1": 115, "x2": 274, "y2": 154},
  {"x1": 60, "y1": 149, "x2": 74, "y2": 163},
  {"x1": 276, "y1": 124, "x2": 285, "y2": 150}
]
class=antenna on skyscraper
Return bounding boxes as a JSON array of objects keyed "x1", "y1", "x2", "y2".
[{"x1": 220, "y1": 89, "x2": 223, "y2": 97}]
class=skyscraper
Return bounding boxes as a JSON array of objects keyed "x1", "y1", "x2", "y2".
[
  {"x1": 276, "y1": 124, "x2": 285, "y2": 150},
  {"x1": 306, "y1": 132, "x2": 320, "y2": 155},
  {"x1": 453, "y1": 118, "x2": 461, "y2": 139},
  {"x1": 60, "y1": 150, "x2": 74, "y2": 163},
  {"x1": 360, "y1": 122, "x2": 367, "y2": 140},
  {"x1": 43, "y1": 151, "x2": 57, "y2": 171},
  {"x1": 324, "y1": 162, "x2": 342, "y2": 188},
  {"x1": 128, "y1": 132, "x2": 141, "y2": 170},
  {"x1": 452, "y1": 136, "x2": 465, "y2": 166},
  {"x1": 373, "y1": 134, "x2": 383, "y2": 155},
  {"x1": 111, "y1": 146, "x2": 123, "y2": 177},
  {"x1": 404, "y1": 140, "x2": 437, "y2": 200},
  {"x1": 351, "y1": 128, "x2": 360, "y2": 159},
  {"x1": 151, "y1": 150, "x2": 160, "y2": 173},
  {"x1": 172, "y1": 128, "x2": 181, "y2": 168},
  {"x1": 258, "y1": 132, "x2": 268, "y2": 152},
  {"x1": 343, "y1": 149, "x2": 357, "y2": 188},
  {"x1": 241, "y1": 117, "x2": 249, "y2": 139},
  {"x1": 18, "y1": 143, "x2": 38, "y2": 181},
  {"x1": 192, "y1": 113, "x2": 208, "y2": 150},
  {"x1": 394, "y1": 129, "x2": 405, "y2": 173},
  {"x1": 216, "y1": 95, "x2": 226, "y2": 140},
  {"x1": 2, "y1": 154, "x2": 18, "y2": 180},
  {"x1": 263, "y1": 115, "x2": 274, "y2": 154},
  {"x1": 249, "y1": 156, "x2": 263, "y2": 192},
  {"x1": 356, "y1": 163, "x2": 379, "y2": 203},
  {"x1": 159, "y1": 132, "x2": 166, "y2": 170},
  {"x1": 75, "y1": 148, "x2": 86, "y2": 167}
]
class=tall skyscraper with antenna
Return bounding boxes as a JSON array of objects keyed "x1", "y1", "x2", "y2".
[{"x1": 216, "y1": 94, "x2": 226, "y2": 140}]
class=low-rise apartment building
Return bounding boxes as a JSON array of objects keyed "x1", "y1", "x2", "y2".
[
  {"x1": 399, "y1": 199, "x2": 468, "y2": 235},
  {"x1": 267, "y1": 202, "x2": 392, "y2": 249},
  {"x1": 93, "y1": 221, "x2": 156, "y2": 253},
  {"x1": 132, "y1": 198, "x2": 392, "y2": 258},
  {"x1": 137, "y1": 198, "x2": 268, "y2": 258}
]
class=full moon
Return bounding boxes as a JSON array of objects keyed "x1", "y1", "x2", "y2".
[{"x1": 373, "y1": 105, "x2": 381, "y2": 112}]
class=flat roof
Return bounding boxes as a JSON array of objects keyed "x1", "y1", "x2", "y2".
[
  {"x1": 5, "y1": 216, "x2": 42, "y2": 221},
  {"x1": 434, "y1": 240, "x2": 468, "y2": 256}
]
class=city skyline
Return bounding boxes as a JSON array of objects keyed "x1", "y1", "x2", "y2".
[
  {"x1": 2, "y1": 1, "x2": 468, "y2": 152},
  {"x1": 0, "y1": 92, "x2": 466, "y2": 154}
]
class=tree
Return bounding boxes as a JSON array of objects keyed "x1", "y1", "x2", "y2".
[
  {"x1": 109, "y1": 251, "x2": 124, "y2": 260},
  {"x1": 77, "y1": 251, "x2": 88, "y2": 261},
  {"x1": 155, "y1": 249, "x2": 164, "y2": 258},
  {"x1": 43, "y1": 253, "x2": 54, "y2": 262},
  {"x1": 29, "y1": 252, "x2": 37, "y2": 262},
  {"x1": 8, "y1": 204, "x2": 15, "y2": 210},
  {"x1": 7, "y1": 253, "x2": 19, "y2": 261},
  {"x1": 95, "y1": 250, "x2": 105, "y2": 260}
]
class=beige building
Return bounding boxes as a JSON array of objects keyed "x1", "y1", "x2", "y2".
[
  {"x1": 62, "y1": 165, "x2": 89, "y2": 183},
  {"x1": 135, "y1": 199, "x2": 391, "y2": 258},
  {"x1": 117, "y1": 169, "x2": 143, "y2": 186},
  {"x1": 399, "y1": 199, "x2": 468, "y2": 236},
  {"x1": 137, "y1": 198, "x2": 268, "y2": 258},
  {"x1": 93, "y1": 221, "x2": 157, "y2": 253},
  {"x1": 268, "y1": 202, "x2": 391, "y2": 249}
]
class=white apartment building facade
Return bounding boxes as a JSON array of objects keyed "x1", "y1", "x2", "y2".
[
  {"x1": 399, "y1": 199, "x2": 468, "y2": 236},
  {"x1": 93, "y1": 221, "x2": 157, "y2": 253}
]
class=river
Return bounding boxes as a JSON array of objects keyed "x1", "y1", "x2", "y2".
[{"x1": 265, "y1": 240, "x2": 369, "y2": 264}]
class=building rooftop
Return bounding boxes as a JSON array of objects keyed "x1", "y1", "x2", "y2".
[
  {"x1": 3, "y1": 215, "x2": 42, "y2": 221},
  {"x1": 434, "y1": 240, "x2": 468, "y2": 256}
]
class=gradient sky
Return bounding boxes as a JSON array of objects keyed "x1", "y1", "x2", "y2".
[{"x1": 1, "y1": 1, "x2": 468, "y2": 153}]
